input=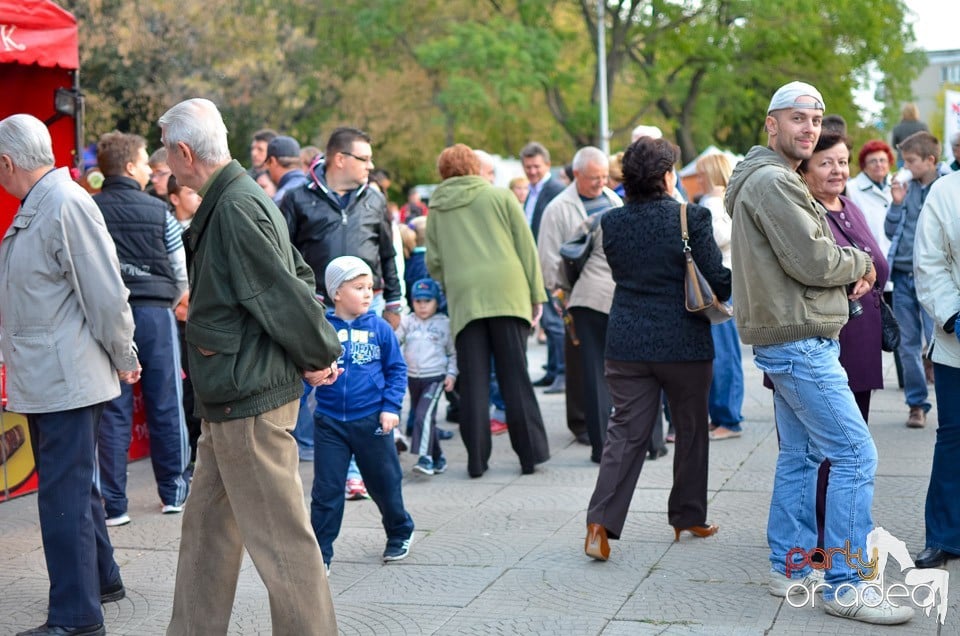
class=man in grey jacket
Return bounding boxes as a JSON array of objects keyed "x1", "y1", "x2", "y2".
[
  {"x1": 0, "y1": 114, "x2": 141, "y2": 636},
  {"x1": 537, "y1": 146, "x2": 623, "y2": 462},
  {"x1": 727, "y1": 82, "x2": 911, "y2": 625}
]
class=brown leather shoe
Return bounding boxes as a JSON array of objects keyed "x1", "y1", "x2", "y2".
[
  {"x1": 906, "y1": 406, "x2": 926, "y2": 429},
  {"x1": 584, "y1": 523, "x2": 610, "y2": 561}
]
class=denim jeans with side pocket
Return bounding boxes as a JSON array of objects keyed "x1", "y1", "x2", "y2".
[{"x1": 754, "y1": 337, "x2": 877, "y2": 599}]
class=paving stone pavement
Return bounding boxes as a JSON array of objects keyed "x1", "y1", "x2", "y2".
[{"x1": 1, "y1": 340, "x2": 957, "y2": 635}]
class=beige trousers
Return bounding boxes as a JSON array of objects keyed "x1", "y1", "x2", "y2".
[{"x1": 167, "y1": 400, "x2": 337, "y2": 635}]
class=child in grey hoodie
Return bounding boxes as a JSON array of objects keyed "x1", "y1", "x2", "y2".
[{"x1": 395, "y1": 278, "x2": 458, "y2": 475}]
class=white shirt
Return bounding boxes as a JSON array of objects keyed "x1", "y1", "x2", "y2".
[{"x1": 846, "y1": 171, "x2": 893, "y2": 291}]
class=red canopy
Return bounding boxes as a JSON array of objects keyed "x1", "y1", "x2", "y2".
[{"x1": 0, "y1": 0, "x2": 78, "y2": 69}]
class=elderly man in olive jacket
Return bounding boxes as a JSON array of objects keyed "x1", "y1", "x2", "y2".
[{"x1": 159, "y1": 98, "x2": 341, "y2": 635}]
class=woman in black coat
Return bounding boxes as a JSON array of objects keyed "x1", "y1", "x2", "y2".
[{"x1": 584, "y1": 137, "x2": 731, "y2": 560}]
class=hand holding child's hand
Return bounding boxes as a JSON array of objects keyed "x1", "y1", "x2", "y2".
[
  {"x1": 303, "y1": 362, "x2": 343, "y2": 387},
  {"x1": 443, "y1": 375, "x2": 456, "y2": 392},
  {"x1": 379, "y1": 411, "x2": 399, "y2": 434}
]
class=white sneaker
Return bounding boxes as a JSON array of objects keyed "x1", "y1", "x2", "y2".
[
  {"x1": 824, "y1": 582, "x2": 914, "y2": 625},
  {"x1": 162, "y1": 504, "x2": 184, "y2": 514},
  {"x1": 768, "y1": 568, "x2": 824, "y2": 597},
  {"x1": 104, "y1": 513, "x2": 130, "y2": 527}
]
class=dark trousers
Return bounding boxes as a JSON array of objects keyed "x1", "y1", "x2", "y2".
[
  {"x1": 28, "y1": 403, "x2": 119, "y2": 627},
  {"x1": 408, "y1": 375, "x2": 445, "y2": 460},
  {"x1": 540, "y1": 292, "x2": 565, "y2": 376},
  {"x1": 569, "y1": 307, "x2": 610, "y2": 459},
  {"x1": 98, "y1": 305, "x2": 189, "y2": 515},
  {"x1": 564, "y1": 323, "x2": 587, "y2": 437},
  {"x1": 311, "y1": 412, "x2": 414, "y2": 565},
  {"x1": 178, "y1": 320, "x2": 202, "y2": 463},
  {"x1": 924, "y1": 363, "x2": 960, "y2": 553},
  {"x1": 588, "y1": 359, "x2": 712, "y2": 538},
  {"x1": 456, "y1": 317, "x2": 550, "y2": 477}
]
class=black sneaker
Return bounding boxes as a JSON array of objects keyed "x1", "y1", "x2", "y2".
[{"x1": 382, "y1": 531, "x2": 413, "y2": 562}]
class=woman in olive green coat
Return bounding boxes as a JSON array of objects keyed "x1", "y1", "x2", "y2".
[{"x1": 426, "y1": 144, "x2": 549, "y2": 478}]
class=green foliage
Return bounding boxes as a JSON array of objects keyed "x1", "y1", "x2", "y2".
[{"x1": 62, "y1": 0, "x2": 923, "y2": 182}]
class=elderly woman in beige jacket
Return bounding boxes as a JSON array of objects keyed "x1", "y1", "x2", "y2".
[{"x1": 538, "y1": 146, "x2": 623, "y2": 463}]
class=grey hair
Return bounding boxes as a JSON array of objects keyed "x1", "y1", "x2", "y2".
[
  {"x1": 951, "y1": 131, "x2": 960, "y2": 146},
  {"x1": 473, "y1": 148, "x2": 494, "y2": 169},
  {"x1": 158, "y1": 98, "x2": 231, "y2": 165},
  {"x1": 0, "y1": 114, "x2": 54, "y2": 171},
  {"x1": 572, "y1": 146, "x2": 608, "y2": 172},
  {"x1": 520, "y1": 141, "x2": 550, "y2": 163}
]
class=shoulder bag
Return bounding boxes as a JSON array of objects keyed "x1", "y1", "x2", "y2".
[
  {"x1": 559, "y1": 212, "x2": 605, "y2": 288},
  {"x1": 681, "y1": 203, "x2": 733, "y2": 324}
]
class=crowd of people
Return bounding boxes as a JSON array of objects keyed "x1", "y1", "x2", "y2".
[{"x1": 2, "y1": 79, "x2": 960, "y2": 634}]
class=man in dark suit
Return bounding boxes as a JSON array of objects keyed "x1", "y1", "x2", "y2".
[{"x1": 521, "y1": 142, "x2": 587, "y2": 440}]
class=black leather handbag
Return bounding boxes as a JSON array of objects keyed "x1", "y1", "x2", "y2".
[
  {"x1": 559, "y1": 212, "x2": 604, "y2": 288},
  {"x1": 879, "y1": 299, "x2": 901, "y2": 352}
]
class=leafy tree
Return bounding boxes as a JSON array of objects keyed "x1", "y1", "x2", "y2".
[{"x1": 63, "y1": 0, "x2": 924, "y2": 180}]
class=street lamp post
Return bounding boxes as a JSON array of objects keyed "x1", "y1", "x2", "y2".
[{"x1": 597, "y1": 0, "x2": 610, "y2": 154}]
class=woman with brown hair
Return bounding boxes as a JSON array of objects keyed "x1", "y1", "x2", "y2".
[
  {"x1": 584, "y1": 137, "x2": 729, "y2": 560},
  {"x1": 426, "y1": 144, "x2": 550, "y2": 478}
]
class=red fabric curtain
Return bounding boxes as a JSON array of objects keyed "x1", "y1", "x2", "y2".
[{"x1": 0, "y1": 0, "x2": 78, "y2": 69}]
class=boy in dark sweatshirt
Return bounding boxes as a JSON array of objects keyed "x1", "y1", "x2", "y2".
[{"x1": 311, "y1": 256, "x2": 414, "y2": 573}]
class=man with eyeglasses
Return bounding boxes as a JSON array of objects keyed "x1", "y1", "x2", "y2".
[
  {"x1": 536, "y1": 146, "x2": 622, "y2": 464},
  {"x1": 281, "y1": 126, "x2": 402, "y2": 500},
  {"x1": 147, "y1": 147, "x2": 173, "y2": 202},
  {"x1": 280, "y1": 127, "x2": 401, "y2": 323},
  {"x1": 846, "y1": 140, "x2": 895, "y2": 264}
]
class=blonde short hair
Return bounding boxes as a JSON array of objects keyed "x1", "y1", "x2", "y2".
[{"x1": 696, "y1": 153, "x2": 734, "y2": 190}]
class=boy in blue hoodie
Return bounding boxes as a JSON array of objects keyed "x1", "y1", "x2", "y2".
[{"x1": 311, "y1": 256, "x2": 415, "y2": 571}]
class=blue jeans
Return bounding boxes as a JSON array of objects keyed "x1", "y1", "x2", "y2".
[
  {"x1": 754, "y1": 338, "x2": 877, "y2": 599},
  {"x1": 925, "y1": 363, "x2": 960, "y2": 553},
  {"x1": 292, "y1": 382, "x2": 315, "y2": 460},
  {"x1": 540, "y1": 291, "x2": 565, "y2": 376},
  {"x1": 708, "y1": 318, "x2": 744, "y2": 429},
  {"x1": 28, "y1": 404, "x2": 120, "y2": 627},
  {"x1": 490, "y1": 356, "x2": 506, "y2": 411},
  {"x1": 891, "y1": 270, "x2": 933, "y2": 410},
  {"x1": 98, "y1": 305, "x2": 189, "y2": 515}
]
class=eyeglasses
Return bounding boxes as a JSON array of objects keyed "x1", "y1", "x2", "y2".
[
  {"x1": 150, "y1": 170, "x2": 171, "y2": 180},
  {"x1": 341, "y1": 151, "x2": 373, "y2": 165},
  {"x1": 864, "y1": 158, "x2": 888, "y2": 166}
]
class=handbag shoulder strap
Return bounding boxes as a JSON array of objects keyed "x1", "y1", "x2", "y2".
[
  {"x1": 680, "y1": 202, "x2": 691, "y2": 251},
  {"x1": 825, "y1": 208, "x2": 860, "y2": 250}
]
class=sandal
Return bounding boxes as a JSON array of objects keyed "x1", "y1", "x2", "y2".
[{"x1": 709, "y1": 427, "x2": 742, "y2": 441}]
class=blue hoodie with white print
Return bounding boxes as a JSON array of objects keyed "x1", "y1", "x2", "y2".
[{"x1": 313, "y1": 309, "x2": 407, "y2": 422}]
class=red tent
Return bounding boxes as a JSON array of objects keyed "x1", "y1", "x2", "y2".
[{"x1": 0, "y1": 0, "x2": 82, "y2": 231}]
